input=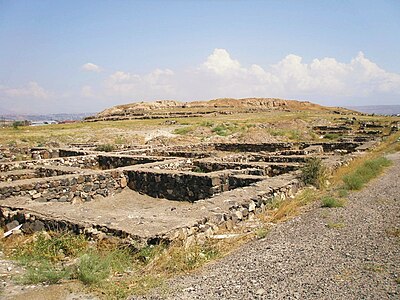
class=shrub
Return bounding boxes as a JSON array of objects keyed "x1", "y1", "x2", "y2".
[
  {"x1": 324, "y1": 133, "x2": 339, "y2": 140},
  {"x1": 301, "y1": 157, "x2": 327, "y2": 189},
  {"x1": 95, "y1": 144, "x2": 115, "y2": 152},
  {"x1": 321, "y1": 196, "x2": 345, "y2": 208}
]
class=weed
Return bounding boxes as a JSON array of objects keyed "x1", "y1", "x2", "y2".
[
  {"x1": 152, "y1": 242, "x2": 220, "y2": 274},
  {"x1": 19, "y1": 261, "x2": 72, "y2": 284},
  {"x1": 265, "y1": 189, "x2": 318, "y2": 223},
  {"x1": 385, "y1": 227, "x2": 400, "y2": 238},
  {"x1": 364, "y1": 263, "x2": 386, "y2": 273},
  {"x1": 324, "y1": 133, "x2": 339, "y2": 140},
  {"x1": 321, "y1": 196, "x2": 345, "y2": 208},
  {"x1": 200, "y1": 121, "x2": 214, "y2": 127},
  {"x1": 255, "y1": 227, "x2": 268, "y2": 239},
  {"x1": 12, "y1": 232, "x2": 88, "y2": 264},
  {"x1": 173, "y1": 127, "x2": 194, "y2": 135},
  {"x1": 326, "y1": 222, "x2": 345, "y2": 229},
  {"x1": 77, "y1": 252, "x2": 110, "y2": 284},
  {"x1": 337, "y1": 189, "x2": 349, "y2": 198},
  {"x1": 114, "y1": 136, "x2": 127, "y2": 144},
  {"x1": 342, "y1": 157, "x2": 392, "y2": 190},
  {"x1": 301, "y1": 157, "x2": 327, "y2": 189},
  {"x1": 95, "y1": 144, "x2": 115, "y2": 152}
]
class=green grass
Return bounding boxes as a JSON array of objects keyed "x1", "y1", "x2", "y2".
[
  {"x1": 20, "y1": 261, "x2": 73, "y2": 284},
  {"x1": 324, "y1": 133, "x2": 340, "y2": 140},
  {"x1": 342, "y1": 157, "x2": 392, "y2": 190},
  {"x1": 321, "y1": 196, "x2": 345, "y2": 208},
  {"x1": 326, "y1": 222, "x2": 345, "y2": 229},
  {"x1": 301, "y1": 157, "x2": 327, "y2": 189},
  {"x1": 95, "y1": 144, "x2": 115, "y2": 152},
  {"x1": 255, "y1": 227, "x2": 269, "y2": 239},
  {"x1": 173, "y1": 126, "x2": 195, "y2": 135}
]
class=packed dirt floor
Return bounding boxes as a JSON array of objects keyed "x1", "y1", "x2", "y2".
[{"x1": 135, "y1": 152, "x2": 400, "y2": 299}]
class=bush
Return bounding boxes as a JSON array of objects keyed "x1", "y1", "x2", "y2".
[
  {"x1": 301, "y1": 157, "x2": 327, "y2": 189},
  {"x1": 321, "y1": 196, "x2": 345, "y2": 208},
  {"x1": 95, "y1": 144, "x2": 115, "y2": 152},
  {"x1": 343, "y1": 157, "x2": 391, "y2": 190},
  {"x1": 324, "y1": 133, "x2": 339, "y2": 140}
]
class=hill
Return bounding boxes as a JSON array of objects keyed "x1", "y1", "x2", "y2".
[{"x1": 85, "y1": 98, "x2": 353, "y2": 122}]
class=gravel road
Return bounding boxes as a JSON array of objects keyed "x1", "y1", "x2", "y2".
[{"x1": 136, "y1": 152, "x2": 400, "y2": 300}]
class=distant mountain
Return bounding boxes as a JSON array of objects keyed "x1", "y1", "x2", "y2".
[
  {"x1": 0, "y1": 113, "x2": 94, "y2": 121},
  {"x1": 346, "y1": 105, "x2": 400, "y2": 115}
]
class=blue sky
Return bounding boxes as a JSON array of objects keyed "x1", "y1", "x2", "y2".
[{"x1": 0, "y1": 0, "x2": 399, "y2": 114}]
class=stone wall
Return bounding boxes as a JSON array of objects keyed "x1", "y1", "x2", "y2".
[
  {"x1": 0, "y1": 170, "x2": 127, "y2": 202},
  {"x1": 97, "y1": 155, "x2": 163, "y2": 170},
  {"x1": 0, "y1": 155, "x2": 99, "y2": 172},
  {"x1": 126, "y1": 169, "x2": 233, "y2": 202},
  {"x1": 299, "y1": 142, "x2": 362, "y2": 153},
  {"x1": 195, "y1": 161, "x2": 299, "y2": 176},
  {"x1": 213, "y1": 142, "x2": 293, "y2": 153},
  {"x1": 164, "y1": 174, "x2": 303, "y2": 245}
]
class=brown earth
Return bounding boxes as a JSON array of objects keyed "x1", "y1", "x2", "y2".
[{"x1": 93, "y1": 98, "x2": 352, "y2": 119}]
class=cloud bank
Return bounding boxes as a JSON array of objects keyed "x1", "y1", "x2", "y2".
[
  {"x1": 103, "y1": 49, "x2": 400, "y2": 106},
  {"x1": 1, "y1": 49, "x2": 399, "y2": 114}
]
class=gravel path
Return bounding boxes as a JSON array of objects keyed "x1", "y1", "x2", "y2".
[{"x1": 136, "y1": 152, "x2": 400, "y2": 300}]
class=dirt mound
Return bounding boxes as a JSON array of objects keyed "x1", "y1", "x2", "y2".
[{"x1": 88, "y1": 98, "x2": 352, "y2": 121}]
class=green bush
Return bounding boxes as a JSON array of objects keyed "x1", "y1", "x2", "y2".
[
  {"x1": 324, "y1": 133, "x2": 339, "y2": 140},
  {"x1": 321, "y1": 196, "x2": 345, "y2": 208},
  {"x1": 343, "y1": 157, "x2": 391, "y2": 190},
  {"x1": 95, "y1": 144, "x2": 115, "y2": 152},
  {"x1": 301, "y1": 157, "x2": 327, "y2": 189}
]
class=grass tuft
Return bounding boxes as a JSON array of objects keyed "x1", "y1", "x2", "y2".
[
  {"x1": 95, "y1": 144, "x2": 115, "y2": 152},
  {"x1": 321, "y1": 196, "x2": 345, "y2": 208},
  {"x1": 301, "y1": 157, "x2": 327, "y2": 189}
]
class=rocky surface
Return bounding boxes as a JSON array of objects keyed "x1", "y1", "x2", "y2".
[{"x1": 135, "y1": 152, "x2": 400, "y2": 299}]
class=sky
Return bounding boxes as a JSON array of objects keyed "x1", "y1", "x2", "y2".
[{"x1": 0, "y1": 0, "x2": 399, "y2": 114}]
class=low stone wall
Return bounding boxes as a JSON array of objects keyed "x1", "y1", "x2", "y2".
[
  {"x1": 0, "y1": 170, "x2": 127, "y2": 202},
  {"x1": 0, "y1": 170, "x2": 37, "y2": 182},
  {"x1": 0, "y1": 155, "x2": 99, "y2": 172},
  {"x1": 195, "y1": 161, "x2": 299, "y2": 176},
  {"x1": 97, "y1": 155, "x2": 163, "y2": 170},
  {"x1": 299, "y1": 142, "x2": 362, "y2": 153},
  {"x1": 126, "y1": 169, "x2": 232, "y2": 202},
  {"x1": 213, "y1": 142, "x2": 293, "y2": 153},
  {"x1": 164, "y1": 174, "x2": 303, "y2": 245}
]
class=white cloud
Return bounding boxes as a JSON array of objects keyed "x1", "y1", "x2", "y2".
[
  {"x1": 0, "y1": 81, "x2": 49, "y2": 98},
  {"x1": 202, "y1": 48, "x2": 243, "y2": 75},
  {"x1": 81, "y1": 85, "x2": 95, "y2": 98},
  {"x1": 195, "y1": 49, "x2": 400, "y2": 103},
  {"x1": 82, "y1": 62, "x2": 102, "y2": 72},
  {"x1": 105, "y1": 68, "x2": 175, "y2": 99},
  {"x1": 97, "y1": 49, "x2": 400, "y2": 106}
]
